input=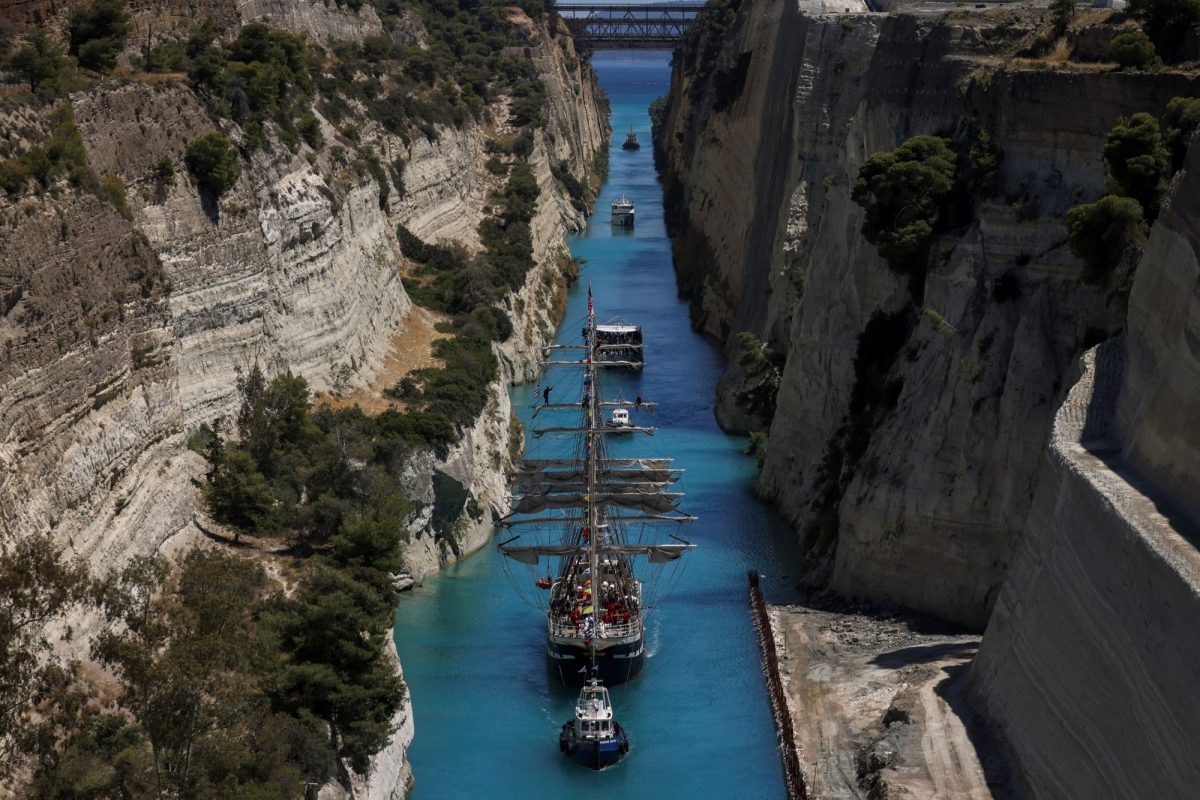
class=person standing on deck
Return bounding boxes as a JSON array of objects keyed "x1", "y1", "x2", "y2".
[{"x1": 544, "y1": 386, "x2": 552, "y2": 405}]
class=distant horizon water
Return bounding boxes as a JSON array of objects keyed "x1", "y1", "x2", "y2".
[{"x1": 392, "y1": 50, "x2": 801, "y2": 799}]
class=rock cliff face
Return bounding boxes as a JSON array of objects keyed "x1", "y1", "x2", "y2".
[
  {"x1": 657, "y1": 0, "x2": 1200, "y2": 628},
  {"x1": 0, "y1": 9, "x2": 605, "y2": 798},
  {"x1": 969, "y1": 144, "x2": 1200, "y2": 800}
]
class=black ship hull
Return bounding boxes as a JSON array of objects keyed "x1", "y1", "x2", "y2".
[{"x1": 547, "y1": 636, "x2": 645, "y2": 686}]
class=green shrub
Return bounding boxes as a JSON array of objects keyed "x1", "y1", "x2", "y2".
[
  {"x1": 851, "y1": 135, "x2": 957, "y2": 278},
  {"x1": 1067, "y1": 194, "x2": 1147, "y2": 286},
  {"x1": 185, "y1": 132, "x2": 241, "y2": 198},
  {"x1": 1051, "y1": 0, "x2": 1077, "y2": 36},
  {"x1": 1110, "y1": 31, "x2": 1157, "y2": 69},
  {"x1": 968, "y1": 130, "x2": 1002, "y2": 196},
  {"x1": 155, "y1": 154, "x2": 176, "y2": 186},
  {"x1": 0, "y1": 158, "x2": 29, "y2": 197},
  {"x1": 550, "y1": 159, "x2": 589, "y2": 211},
  {"x1": 68, "y1": 0, "x2": 129, "y2": 72},
  {"x1": 97, "y1": 174, "x2": 132, "y2": 219},
  {"x1": 1163, "y1": 95, "x2": 1200, "y2": 169},
  {"x1": 1103, "y1": 112, "x2": 1169, "y2": 218},
  {"x1": 3, "y1": 28, "x2": 72, "y2": 96},
  {"x1": 733, "y1": 331, "x2": 784, "y2": 426},
  {"x1": 298, "y1": 111, "x2": 323, "y2": 149}
]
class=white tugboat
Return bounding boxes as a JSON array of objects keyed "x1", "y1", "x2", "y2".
[
  {"x1": 559, "y1": 677, "x2": 629, "y2": 769},
  {"x1": 605, "y1": 407, "x2": 634, "y2": 433},
  {"x1": 611, "y1": 194, "x2": 635, "y2": 227}
]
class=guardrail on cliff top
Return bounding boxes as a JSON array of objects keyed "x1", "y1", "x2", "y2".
[{"x1": 748, "y1": 570, "x2": 808, "y2": 800}]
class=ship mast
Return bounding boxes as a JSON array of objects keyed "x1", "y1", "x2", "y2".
[{"x1": 585, "y1": 287, "x2": 600, "y2": 667}]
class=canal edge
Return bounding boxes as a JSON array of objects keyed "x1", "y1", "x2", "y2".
[{"x1": 748, "y1": 571, "x2": 809, "y2": 800}]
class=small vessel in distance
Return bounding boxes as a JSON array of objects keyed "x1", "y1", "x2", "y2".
[
  {"x1": 559, "y1": 678, "x2": 629, "y2": 769},
  {"x1": 622, "y1": 128, "x2": 640, "y2": 150},
  {"x1": 611, "y1": 194, "x2": 635, "y2": 227},
  {"x1": 588, "y1": 319, "x2": 644, "y2": 370}
]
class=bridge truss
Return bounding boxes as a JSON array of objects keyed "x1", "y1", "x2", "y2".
[{"x1": 558, "y1": 3, "x2": 706, "y2": 47}]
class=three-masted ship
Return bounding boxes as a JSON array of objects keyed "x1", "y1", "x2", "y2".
[{"x1": 499, "y1": 291, "x2": 695, "y2": 685}]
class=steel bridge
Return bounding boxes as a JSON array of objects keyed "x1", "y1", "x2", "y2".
[{"x1": 557, "y1": 3, "x2": 706, "y2": 48}]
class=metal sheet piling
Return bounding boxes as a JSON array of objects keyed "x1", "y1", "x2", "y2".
[{"x1": 748, "y1": 570, "x2": 808, "y2": 800}]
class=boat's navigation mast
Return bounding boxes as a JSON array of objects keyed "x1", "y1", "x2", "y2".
[{"x1": 585, "y1": 287, "x2": 600, "y2": 668}]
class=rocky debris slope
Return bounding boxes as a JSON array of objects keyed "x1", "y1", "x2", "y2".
[
  {"x1": 969, "y1": 143, "x2": 1200, "y2": 800},
  {"x1": 770, "y1": 597, "x2": 1006, "y2": 798},
  {"x1": 657, "y1": 0, "x2": 1200, "y2": 628}
]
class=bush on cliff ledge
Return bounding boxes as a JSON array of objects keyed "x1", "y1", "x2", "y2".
[
  {"x1": 852, "y1": 135, "x2": 957, "y2": 281},
  {"x1": 1110, "y1": 31, "x2": 1158, "y2": 69},
  {"x1": 1104, "y1": 112, "x2": 1170, "y2": 219},
  {"x1": 67, "y1": 0, "x2": 129, "y2": 73},
  {"x1": 1067, "y1": 194, "x2": 1147, "y2": 287},
  {"x1": 185, "y1": 132, "x2": 241, "y2": 198}
]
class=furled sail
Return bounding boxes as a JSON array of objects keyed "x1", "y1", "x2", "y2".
[
  {"x1": 509, "y1": 490, "x2": 683, "y2": 514},
  {"x1": 499, "y1": 543, "x2": 694, "y2": 565}
]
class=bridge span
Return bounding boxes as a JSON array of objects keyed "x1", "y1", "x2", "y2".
[{"x1": 557, "y1": 3, "x2": 706, "y2": 48}]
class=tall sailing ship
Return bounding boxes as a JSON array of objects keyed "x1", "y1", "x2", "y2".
[{"x1": 499, "y1": 290, "x2": 695, "y2": 685}]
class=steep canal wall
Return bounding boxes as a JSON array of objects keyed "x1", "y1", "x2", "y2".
[
  {"x1": 0, "y1": 6, "x2": 605, "y2": 796},
  {"x1": 970, "y1": 144, "x2": 1200, "y2": 799},
  {"x1": 657, "y1": 0, "x2": 1200, "y2": 794}
]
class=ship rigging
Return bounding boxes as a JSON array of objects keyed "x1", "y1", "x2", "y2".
[{"x1": 498, "y1": 289, "x2": 695, "y2": 685}]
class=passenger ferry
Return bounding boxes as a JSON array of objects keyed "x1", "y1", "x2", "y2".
[{"x1": 611, "y1": 194, "x2": 635, "y2": 227}]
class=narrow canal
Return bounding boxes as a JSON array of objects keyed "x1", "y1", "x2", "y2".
[{"x1": 392, "y1": 51, "x2": 802, "y2": 798}]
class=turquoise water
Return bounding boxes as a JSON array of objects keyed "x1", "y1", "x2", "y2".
[{"x1": 392, "y1": 51, "x2": 801, "y2": 799}]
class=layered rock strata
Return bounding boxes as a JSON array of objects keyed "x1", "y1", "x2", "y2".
[
  {"x1": 657, "y1": 0, "x2": 1200, "y2": 628},
  {"x1": 970, "y1": 145, "x2": 1200, "y2": 800},
  {"x1": 0, "y1": 10, "x2": 605, "y2": 798}
]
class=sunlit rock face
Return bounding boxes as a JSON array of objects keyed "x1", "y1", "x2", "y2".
[
  {"x1": 657, "y1": 0, "x2": 1200, "y2": 628},
  {"x1": 0, "y1": 9, "x2": 605, "y2": 797}
]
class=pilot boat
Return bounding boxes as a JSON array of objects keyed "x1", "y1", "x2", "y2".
[{"x1": 559, "y1": 678, "x2": 629, "y2": 769}]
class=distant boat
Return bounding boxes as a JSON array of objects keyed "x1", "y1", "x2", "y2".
[
  {"x1": 622, "y1": 128, "x2": 640, "y2": 150},
  {"x1": 559, "y1": 678, "x2": 629, "y2": 769},
  {"x1": 587, "y1": 318, "x2": 644, "y2": 370},
  {"x1": 611, "y1": 194, "x2": 635, "y2": 227}
]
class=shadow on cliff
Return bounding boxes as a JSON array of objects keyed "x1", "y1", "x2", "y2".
[
  {"x1": 934, "y1": 661, "x2": 1016, "y2": 797},
  {"x1": 871, "y1": 641, "x2": 977, "y2": 668}
]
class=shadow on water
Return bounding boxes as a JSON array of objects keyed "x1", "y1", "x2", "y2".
[{"x1": 393, "y1": 51, "x2": 803, "y2": 799}]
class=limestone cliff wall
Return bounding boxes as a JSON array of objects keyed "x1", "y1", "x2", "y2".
[
  {"x1": 657, "y1": 0, "x2": 1200, "y2": 627},
  {"x1": 0, "y1": 9, "x2": 605, "y2": 797},
  {"x1": 970, "y1": 146, "x2": 1200, "y2": 791}
]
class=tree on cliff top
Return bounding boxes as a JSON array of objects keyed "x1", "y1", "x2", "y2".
[
  {"x1": 3, "y1": 29, "x2": 72, "y2": 97},
  {"x1": 1128, "y1": 0, "x2": 1200, "y2": 61},
  {"x1": 68, "y1": 0, "x2": 129, "y2": 73},
  {"x1": 852, "y1": 135, "x2": 957, "y2": 280}
]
